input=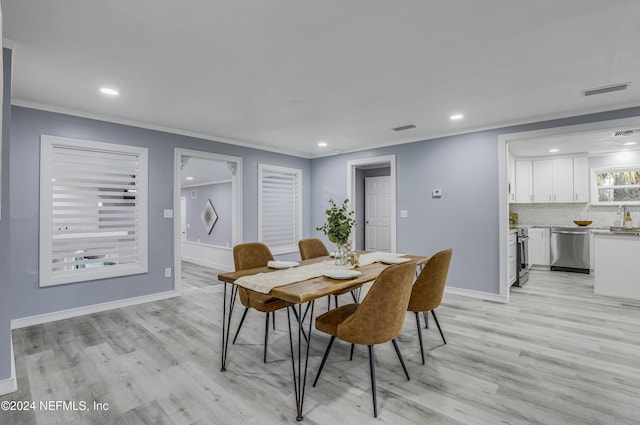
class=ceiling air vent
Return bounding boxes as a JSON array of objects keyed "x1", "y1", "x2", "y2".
[
  {"x1": 612, "y1": 129, "x2": 640, "y2": 137},
  {"x1": 582, "y1": 83, "x2": 629, "y2": 97},
  {"x1": 392, "y1": 124, "x2": 416, "y2": 131}
]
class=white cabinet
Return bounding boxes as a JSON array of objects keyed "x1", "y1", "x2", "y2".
[
  {"x1": 529, "y1": 227, "x2": 550, "y2": 267},
  {"x1": 533, "y1": 158, "x2": 574, "y2": 203},
  {"x1": 573, "y1": 156, "x2": 589, "y2": 202},
  {"x1": 515, "y1": 160, "x2": 533, "y2": 203},
  {"x1": 508, "y1": 231, "x2": 517, "y2": 285}
]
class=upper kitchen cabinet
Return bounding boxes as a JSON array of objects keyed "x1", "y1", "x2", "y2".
[
  {"x1": 573, "y1": 156, "x2": 589, "y2": 202},
  {"x1": 515, "y1": 159, "x2": 533, "y2": 203},
  {"x1": 533, "y1": 157, "x2": 574, "y2": 203}
]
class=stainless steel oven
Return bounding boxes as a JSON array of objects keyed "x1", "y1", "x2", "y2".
[{"x1": 515, "y1": 228, "x2": 530, "y2": 286}]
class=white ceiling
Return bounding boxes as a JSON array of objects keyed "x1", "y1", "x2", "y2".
[{"x1": 3, "y1": 0, "x2": 640, "y2": 158}]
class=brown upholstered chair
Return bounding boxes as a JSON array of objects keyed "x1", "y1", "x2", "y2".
[
  {"x1": 232, "y1": 242, "x2": 287, "y2": 363},
  {"x1": 408, "y1": 248, "x2": 452, "y2": 364},
  {"x1": 298, "y1": 238, "x2": 360, "y2": 309},
  {"x1": 313, "y1": 260, "x2": 417, "y2": 418}
]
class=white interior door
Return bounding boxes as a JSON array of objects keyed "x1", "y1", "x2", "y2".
[
  {"x1": 365, "y1": 176, "x2": 391, "y2": 252},
  {"x1": 180, "y1": 196, "x2": 187, "y2": 242}
]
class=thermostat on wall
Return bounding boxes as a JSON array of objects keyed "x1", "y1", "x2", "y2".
[{"x1": 432, "y1": 188, "x2": 442, "y2": 198}]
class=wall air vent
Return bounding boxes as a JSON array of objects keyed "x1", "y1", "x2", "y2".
[
  {"x1": 392, "y1": 124, "x2": 416, "y2": 131},
  {"x1": 612, "y1": 129, "x2": 640, "y2": 137},
  {"x1": 582, "y1": 83, "x2": 629, "y2": 97}
]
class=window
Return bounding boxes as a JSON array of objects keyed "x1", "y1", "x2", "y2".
[
  {"x1": 258, "y1": 164, "x2": 302, "y2": 255},
  {"x1": 40, "y1": 135, "x2": 148, "y2": 287},
  {"x1": 592, "y1": 165, "x2": 640, "y2": 205}
]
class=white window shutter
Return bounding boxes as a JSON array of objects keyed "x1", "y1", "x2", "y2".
[
  {"x1": 40, "y1": 135, "x2": 148, "y2": 286},
  {"x1": 258, "y1": 164, "x2": 302, "y2": 254}
]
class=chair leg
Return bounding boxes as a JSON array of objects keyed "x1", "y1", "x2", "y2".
[
  {"x1": 415, "y1": 312, "x2": 425, "y2": 365},
  {"x1": 391, "y1": 338, "x2": 410, "y2": 380},
  {"x1": 423, "y1": 311, "x2": 429, "y2": 329},
  {"x1": 264, "y1": 312, "x2": 270, "y2": 363},
  {"x1": 431, "y1": 310, "x2": 446, "y2": 344},
  {"x1": 232, "y1": 307, "x2": 249, "y2": 344},
  {"x1": 313, "y1": 336, "x2": 336, "y2": 387},
  {"x1": 368, "y1": 345, "x2": 378, "y2": 418},
  {"x1": 349, "y1": 343, "x2": 355, "y2": 361}
]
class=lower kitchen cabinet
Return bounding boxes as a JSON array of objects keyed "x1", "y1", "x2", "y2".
[{"x1": 529, "y1": 227, "x2": 550, "y2": 267}]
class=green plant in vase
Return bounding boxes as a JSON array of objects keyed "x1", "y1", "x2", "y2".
[{"x1": 316, "y1": 199, "x2": 356, "y2": 265}]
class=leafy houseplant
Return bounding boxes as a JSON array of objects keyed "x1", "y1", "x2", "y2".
[
  {"x1": 317, "y1": 199, "x2": 356, "y2": 265},
  {"x1": 317, "y1": 198, "x2": 356, "y2": 244}
]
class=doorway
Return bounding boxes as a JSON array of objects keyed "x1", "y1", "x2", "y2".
[
  {"x1": 347, "y1": 155, "x2": 396, "y2": 252},
  {"x1": 173, "y1": 149, "x2": 243, "y2": 291}
]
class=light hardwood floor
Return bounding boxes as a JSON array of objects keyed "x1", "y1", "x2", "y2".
[{"x1": 2, "y1": 267, "x2": 639, "y2": 425}]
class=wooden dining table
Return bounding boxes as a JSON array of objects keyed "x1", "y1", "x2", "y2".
[{"x1": 217, "y1": 252, "x2": 429, "y2": 421}]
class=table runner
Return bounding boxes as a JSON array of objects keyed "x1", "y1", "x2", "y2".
[
  {"x1": 235, "y1": 260, "x2": 354, "y2": 294},
  {"x1": 357, "y1": 251, "x2": 408, "y2": 266}
]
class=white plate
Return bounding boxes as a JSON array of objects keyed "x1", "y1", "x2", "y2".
[
  {"x1": 267, "y1": 260, "x2": 299, "y2": 270},
  {"x1": 324, "y1": 270, "x2": 362, "y2": 280},
  {"x1": 380, "y1": 257, "x2": 410, "y2": 264}
]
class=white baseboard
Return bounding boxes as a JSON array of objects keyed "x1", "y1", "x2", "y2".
[
  {"x1": 11, "y1": 290, "x2": 180, "y2": 330},
  {"x1": 445, "y1": 286, "x2": 508, "y2": 304},
  {"x1": 0, "y1": 336, "x2": 17, "y2": 396},
  {"x1": 181, "y1": 255, "x2": 230, "y2": 271}
]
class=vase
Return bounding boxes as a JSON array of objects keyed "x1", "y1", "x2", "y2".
[{"x1": 335, "y1": 243, "x2": 348, "y2": 266}]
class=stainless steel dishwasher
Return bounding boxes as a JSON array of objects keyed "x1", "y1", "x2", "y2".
[{"x1": 550, "y1": 227, "x2": 590, "y2": 273}]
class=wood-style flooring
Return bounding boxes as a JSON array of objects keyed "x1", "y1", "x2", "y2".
[{"x1": 2, "y1": 266, "x2": 639, "y2": 425}]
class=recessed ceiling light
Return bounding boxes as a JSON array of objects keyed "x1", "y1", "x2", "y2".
[
  {"x1": 317, "y1": 141, "x2": 328, "y2": 147},
  {"x1": 186, "y1": 176, "x2": 194, "y2": 180},
  {"x1": 99, "y1": 87, "x2": 119, "y2": 96},
  {"x1": 549, "y1": 148, "x2": 559, "y2": 153},
  {"x1": 623, "y1": 141, "x2": 637, "y2": 146},
  {"x1": 449, "y1": 114, "x2": 464, "y2": 120}
]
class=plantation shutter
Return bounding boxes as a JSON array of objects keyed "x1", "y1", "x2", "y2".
[
  {"x1": 40, "y1": 135, "x2": 148, "y2": 286},
  {"x1": 258, "y1": 164, "x2": 302, "y2": 254}
]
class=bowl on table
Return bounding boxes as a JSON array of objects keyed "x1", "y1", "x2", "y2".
[{"x1": 573, "y1": 220, "x2": 592, "y2": 227}]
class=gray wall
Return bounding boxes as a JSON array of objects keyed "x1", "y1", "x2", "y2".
[
  {"x1": 310, "y1": 107, "x2": 640, "y2": 294},
  {"x1": 8, "y1": 105, "x2": 311, "y2": 320},
  {"x1": 181, "y1": 182, "x2": 232, "y2": 247},
  {"x1": 0, "y1": 48, "x2": 12, "y2": 381}
]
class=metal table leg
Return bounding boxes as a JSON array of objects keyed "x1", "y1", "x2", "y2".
[
  {"x1": 286, "y1": 300, "x2": 315, "y2": 421},
  {"x1": 220, "y1": 283, "x2": 239, "y2": 372}
]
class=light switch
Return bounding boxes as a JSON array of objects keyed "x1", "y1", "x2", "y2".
[
  {"x1": 400, "y1": 210, "x2": 408, "y2": 218},
  {"x1": 163, "y1": 209, "x2": 174, "y2": 218},
  {"x1": 432, "y1": 188, "x2": 442, "y2": 198}
]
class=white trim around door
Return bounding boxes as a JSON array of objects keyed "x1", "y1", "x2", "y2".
[{"x1": 347, "y1": 155, "x2": 397, "y2": 253}]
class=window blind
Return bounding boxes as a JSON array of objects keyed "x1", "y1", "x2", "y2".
[
  {"x1": 40, "y1": 135, "x2": 148, "y2": 286},
  {"x1": 258, "y1": 164, "x2": 302, "y2": 254}
]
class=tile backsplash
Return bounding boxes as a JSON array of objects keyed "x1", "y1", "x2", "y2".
[{"x1": 509, "y1": 203, "x2": 640, "y2": 227}]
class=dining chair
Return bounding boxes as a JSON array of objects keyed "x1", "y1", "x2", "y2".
[
  {"x1": 232, "y1": 242, "x2": 288, "y2": 363},
  {"x1": 298, "y1": 238, "x2": 360, "y2": 310},
  {"x1": 312, "y1": 260, "x2": 417, "y2": 418},
  {"x1": 407, "y1": 248, "x2": 453, "y2": 364}
]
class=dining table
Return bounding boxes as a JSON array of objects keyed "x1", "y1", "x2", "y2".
[{"x1": 217, "y1": 251, "x2": 429, "y2": 421}]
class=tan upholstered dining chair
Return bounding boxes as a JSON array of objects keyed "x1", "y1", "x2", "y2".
[
  {"x1": 298, "y1": 238, "x2": 360, "y2": 309},
  {"x1": 232, "y1": 242, "x2": 288, "y2": 363},
  {"x1": 407, "y1": 248, "x2": 452, "y2": 364},
  {"x1": 312, "y1": 260, "x2": 417, "y2": 418}
]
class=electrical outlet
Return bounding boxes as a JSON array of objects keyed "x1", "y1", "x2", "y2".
[
  {"x1": 164, "y1": 267, "x2": 172, "y2": 278},
  {"x1": 163, "y1": 209, "x2": 174, "y2": 218}
]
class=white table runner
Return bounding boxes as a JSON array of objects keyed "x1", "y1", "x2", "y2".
[
  {"x1": 234, "y1": 252, "x2": 408, "y2": 294},
  {"x1": 235, "y1": 260, "x2": 353, "y2": 294}
]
